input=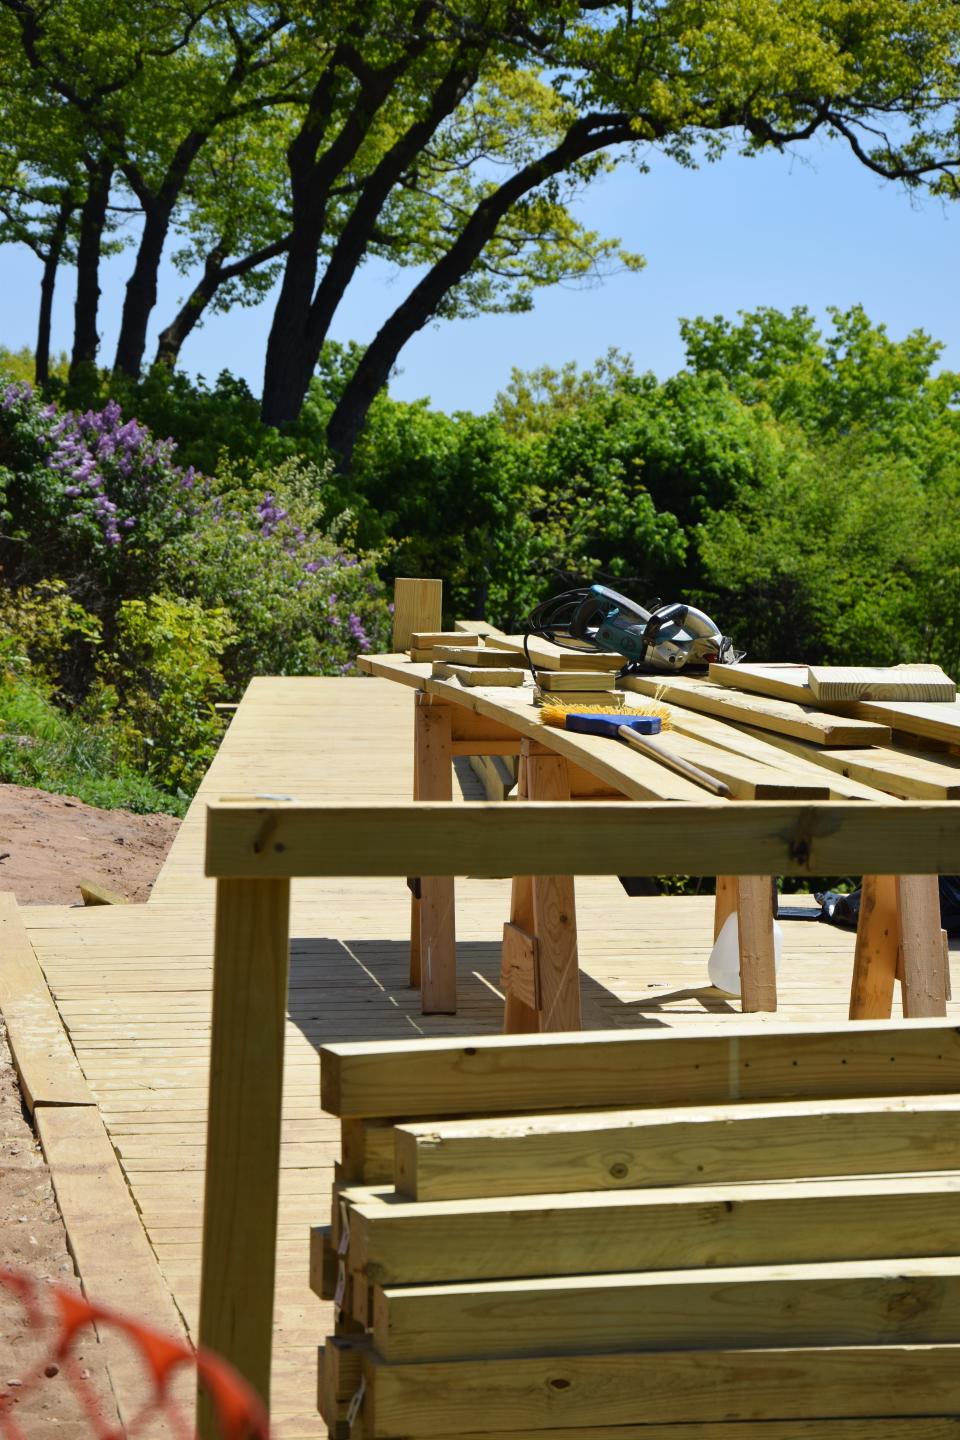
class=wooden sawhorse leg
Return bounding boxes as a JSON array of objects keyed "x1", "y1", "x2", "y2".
[
  {"x1": 714, "y1": 875, "x2": 777, "y2": 1012},
  {"x1": 501, "y1": 741, "x2": 582, "y2": 1033},
  {"x1": 850, "y1": 874, "x2": 948, "y2": 1019},
  {"x1": 411, "y1": 692, "x2": 456, "y2": 1013}
]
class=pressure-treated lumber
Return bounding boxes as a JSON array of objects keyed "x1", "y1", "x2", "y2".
[
  {"x1": 625, "y1": 673, "x2": 892, "y2": 746},
  {"x1": 432, "y1": 662, "x2": 525, "y2": 686},
  {"x1": 361, "y1": 1344, "x2": 960, "y2": 1437},
  {"x1": 808, "y1": 666, "x2": 956, "y2": 703},
  {"x1": 413, "y1": 696, "x2": 456, "y2": 1012},
  {"x1": 36, "y1": 1105, "x2": 189, "y2": 1426},
  {"x1": 850, "y1": 875, "x2": 900, "y2": 1020},
  {"x1": 411, "y1": 631, "x2": 480, "y2": 650},
  {"x1": 523, "y1": 744, "x2": 581, "y2": 1031},
  {"x1": 711, "y1": 663, "x2": 960, "y2": 748},
  {"x1": 197, "y1": 875, "x2": 290, "y2": 1425},
  {"x1": 467, "y1": 752, "x2": 517, "y2": 801},
  {"x1": 320, "y1": 1019, "x2": 960, "y2": 1118},
  {"x1": 372, "y1": 1255, "x2": 960, "y2": 1362},
  {"x1": 79, "y1": 878, "x2": 131, "y2": 906},
  {"x1": 736, "y1": 874, "x2": 777, "y2": 1010},
  {"x1": 732, "y1": 723, "x2": 960, "y2": 800},
  {"x1": 655, "y1": 707, "x2": 890, "y2": 801},
  {"x1": 433, "y1": 647, "x2": 524, "y2": 667},
  {"x1": 533, "y1": 669, "x2": 617, "y2": 691},
  {"x1": 0, "y1": 891, "x2": 94, "y2": 1110},
  {"x1": 392, "y1": 1094, "x2": 960, "y2": 1200},
  {"x1": 497, "y1": 634, "x2": 624, "y2": 670},
  {"x1": 205, "y1": 798, "x2": 960, "y2": 880},
  {"x1": 342, "y1": 1174, "x2": 960, "y2": 1286},
  {"x1": 392, "y1": 577, "x2": 442, "y2": 650}
]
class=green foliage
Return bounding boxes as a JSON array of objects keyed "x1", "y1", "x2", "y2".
[
  {"x1": 93, "y1": 596, "x2": 234, "y2": 796},
  {"x1": 161, "y1": 456, "x2": 392, "y2": 686},
  {"x1": 0, "y1": 634, "x2": 182, "y2": 816}
]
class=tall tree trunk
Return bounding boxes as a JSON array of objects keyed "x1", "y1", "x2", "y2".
[
  {"x1": 35, "y1": 188, "x2": 73, "y2": 387},
  {"x1": 260, "y1": 225, "x2": 323, "y2": 426},
  {"x1": 70, "y1": 159, "x2": 112, "y2": 381},
  {"x1": 113, "y1": 203, "x2": 174, "y2": 378}
]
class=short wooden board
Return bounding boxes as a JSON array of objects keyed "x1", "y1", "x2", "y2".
[{"x1": 808, "y1": 666, "x2": 956, "y2": 703}]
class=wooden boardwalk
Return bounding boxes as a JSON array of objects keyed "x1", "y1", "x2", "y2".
[{"x1": 20, "y1": 676, "x2": 960, "y2": 1438}]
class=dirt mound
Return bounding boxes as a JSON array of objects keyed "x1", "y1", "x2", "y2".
[{"x1": 0, "y1": 783, "x2": 179, "y2": 906}]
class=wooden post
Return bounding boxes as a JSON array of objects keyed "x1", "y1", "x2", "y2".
[
  {"x1": 850, "y1": 875, "x2": 900, "y2": 1020},
  {"x1": 409, "y1": 702, "x2": 422, "y2": 988},
  {"x1": 197, "y1": 876, "x2": 291, "y2": 1433},
  {"x1": 392, "y1": 578, "x2": 442, "y2": 651},
  {"x1": 503, "y1": 756, "x2": 539, "y2": 1033},
  {"x1": 736, "y1": 875, "x2": 777, "y2": 1013},
  {"x1": 713, "y1": 876, "x2": 737, "y2": 940},
  {"x1": 414, "y1": 694, "x2": 456, "y2": 1013},
  {"x1": 525, "y1": 742, "x2": 582, "y2": 1032},
  {"x1": 898, "y1": 874, "x2": 948, "y2": 1017}
]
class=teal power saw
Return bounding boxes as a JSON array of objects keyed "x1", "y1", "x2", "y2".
[{"x1": 524, "y1": 583, "x2": 740, "y2": 673}]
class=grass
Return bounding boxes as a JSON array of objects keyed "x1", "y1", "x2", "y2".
[{"x1": 0, "y1": 673, "x2": 187, "y2": 816}]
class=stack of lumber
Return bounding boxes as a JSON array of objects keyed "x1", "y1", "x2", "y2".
[
  {"x1": 406, "y1": 630, "x2": 527, "y2": 687},
  {"x1": 621, "y1": 663, "x2": 960, "y2": 801},
  {"x1": 312, "y1": 1024, "x2": 960, "y2": 1439}
]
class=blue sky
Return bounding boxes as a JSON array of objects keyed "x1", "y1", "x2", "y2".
[{"x1": 1, "y1": 131, "x2": 956, "y2": 413}]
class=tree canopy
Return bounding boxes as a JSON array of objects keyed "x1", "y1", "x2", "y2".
[{"x1": 2, "y1": 0, "x2": 960, "y2": 458}]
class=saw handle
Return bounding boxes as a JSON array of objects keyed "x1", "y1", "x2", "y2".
[{"x1": 616, "y1": 724, "x2": 732, "y2": 798}]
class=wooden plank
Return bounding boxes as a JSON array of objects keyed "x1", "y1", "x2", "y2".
[
  {"x1": 414, "y1": 696, "x2": 456, "y2": 1013},
  {"x1": 433, "y1": 647, "x2": 525, "y2": 667},
  {"x1": 383, "y1": 665, "x2": 706, "y2": 797},
  {"x1": 340, "y1": 1119, "x2": 395, "y2": 1184},
  {"x1": 850, "y1": 875, "x2": 900, "y2": 1020},
  {"x1": 197, "y1": 875, "x2": 291, "y2": 1426},
  {"x1": 394, "y1": 1095, "x2": 960, "y2": 1201},
  {"x1": 711, "y1": 663, "x2": 960, "y2": 749},
  {"x1": 737, "y1": 876, "x2": 777, "y2": 1012},
  {"x1": 362, "y1": 1344, "x2": 960, "y2": 1437},
  {"x1": 35, "y1": 1105, "x2": 188, "y2": 1427},
  {"x1": 346, "y1": 1175, "x2": 960, "y2": 1286},
  {"x1": 468, "y1": 753, "x2": 517, "y2": 800},
  {"x1": 808, "y1": 666, "x2": 956, "y2": 703},
  {"x1": 500, "y1": 923, "x2": 539, "y2": 1011},
  {"x1": 533, "y1": 669, "x2": 617, "y2": 691},
  {"x1": 432, "y1": 663, "x2": 525, "y2": 686},
  {"x1": 733, "y1": 724, "x2": 960, "y2": 801},
  {"x1": 626, "y1": 673, "x2": 891, "y2": 746},
  {"x1": 79, "y1": 878, "x2": 131, "y2": 905},
  {"x1": 321, "y1": 1019, "x2": 960, "y2": 1119},
  {"x1": 653, "y1": 708, "x2": 891, "y2": 801},
  {"x1": 525, "y1": 747, "x2": 581, "y2": 1032},
  {"x1": 714, "y1": 876, "x2": 738, "y2": 938},
  {"x1": 0, "y1": 891, "x2": 95, "y2": 1110},
  {"x1": 308, "y1": 1224, "x2": 337, "y2": 1300},
  {"x1": 497, "y1": 635, "x2": 624, "y2": 671},
  {"x1": 205, "y1": 799, "x2": 960, "y2": 881},
  {"x1": 538, "y1": 688, "x2": 626, "y2": 707},
  {"x1": 373, "y1": 1255, "x2": 960, "y2": 1362},
  {"x1": 392, "y1": 578, "x2": 443, "y2": 650},
  {"x1": 412, "y1": 632, "x2": 480, "y2": 649},
  {"x1": 900, "y1": 874, "x2": 948, "y2": 1018}
]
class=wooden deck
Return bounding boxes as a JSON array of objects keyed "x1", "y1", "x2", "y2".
[{"x1": 18, "y1": 676, "x2": 960, "y2": 1438}]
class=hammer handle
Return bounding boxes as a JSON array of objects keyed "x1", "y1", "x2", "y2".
[{"x1": 617, "y1": 725, "x2": 732, "y2": 798}]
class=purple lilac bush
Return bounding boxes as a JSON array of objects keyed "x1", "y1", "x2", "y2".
[{"x1": 0, "y1": 380, "x2": 390, "y2": 687}]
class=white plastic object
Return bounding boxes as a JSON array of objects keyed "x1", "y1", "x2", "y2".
[{"x1": 707, "y1": 911, "x2": 783, "y2": 996}]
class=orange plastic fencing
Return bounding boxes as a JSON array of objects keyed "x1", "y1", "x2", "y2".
[{"x1": 0, "y1": 1268, "x2": 269, "y2": 1440}]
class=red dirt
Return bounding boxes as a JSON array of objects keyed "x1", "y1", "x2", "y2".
[
  {"x1": 0, "y1": 783, "x2": 179, "y2": 906},
  {"x1": 1, "y1": 784, "x2": 180, "y2": 1436}
]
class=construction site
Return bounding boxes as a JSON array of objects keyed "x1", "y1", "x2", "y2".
[{"x1": 4, "y1": 577, "x2": 960, "y2": 1440}]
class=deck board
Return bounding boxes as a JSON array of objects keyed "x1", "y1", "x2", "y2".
[{"x1": 21, "y1": 675, "x2": 960, "y2": 1439}]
